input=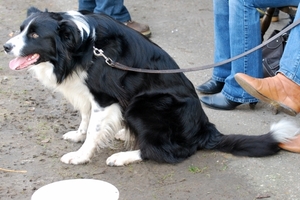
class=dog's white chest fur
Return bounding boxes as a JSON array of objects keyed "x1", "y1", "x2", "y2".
[{"x1": 28, "y1": 61, "x2": 127, "y2": 165}]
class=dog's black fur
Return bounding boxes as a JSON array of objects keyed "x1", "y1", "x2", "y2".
[{"x1": 4, "y1": 7, "x2": 295, "y2": 166}]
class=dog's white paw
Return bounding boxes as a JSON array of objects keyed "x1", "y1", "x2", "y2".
[
  {"x1": 106, "y1": 152, "x2": 128, "y2": 166},
  {"x1": 114, "y1": 129, "x2": 126, "y2": 141},
  {"x1": 60, "y1": 151, "x2": 91, "y2": 165},
  {"x1": 62, "y1": 131, "x2": 86, "y2": 143},
  {"x1": 106, "y1": 150, "x2": 142, "y2": 167}
]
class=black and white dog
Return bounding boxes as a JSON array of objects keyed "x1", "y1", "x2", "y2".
[{"x1": 3, "y1": 7, "x2": 299, "y2": 166}]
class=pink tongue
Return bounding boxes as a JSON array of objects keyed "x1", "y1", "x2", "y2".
[{"x1": 9, "y1": 54, "x2": 39, "y2": 70}]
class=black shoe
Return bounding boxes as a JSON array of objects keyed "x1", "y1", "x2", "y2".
[
  {"x1": 196, "y1": 78, "x2": 224, "y2": 94},
  {"x1": 200, "y1": 93, "x2": 242, "y2": 110}
]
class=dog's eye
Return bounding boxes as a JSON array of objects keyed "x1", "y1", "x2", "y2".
[{"x1": 29, "y1": 32, "x2": 39, "y2": 39}]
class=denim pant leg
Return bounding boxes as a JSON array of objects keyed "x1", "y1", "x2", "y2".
[
  {"x1": 212, "y1": 0, "x2": 231, "y2": 83},
  {"x1": 221, "y1": 0, "x2": 262, "y2": 103},
  {"x1": 78, "y1": 0, "x2": 96, "y2": 12},
  {"x1": 279, "y1": 2, "x2": 300, "y2": 85},
  {"x1": 95, "y1": 0, "x2": 131, "y2": 22},
  {"x1": 214, "y1": 0, "x2": 300, "y2": 103},
  {"x1": 78, "y1": 0, "x2": 131, "y2": 22}
]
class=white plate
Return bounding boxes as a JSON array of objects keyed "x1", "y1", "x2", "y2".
[{"x1": 31, "y1": 179, "x2": 119, "y2": 200}]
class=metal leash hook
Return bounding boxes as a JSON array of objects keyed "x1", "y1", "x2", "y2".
[{"x1": 93, "y1": 46, "x2": 113, "y2": 66}]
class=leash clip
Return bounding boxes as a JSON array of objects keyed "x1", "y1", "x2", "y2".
[{"x1": 93, "y1": 46, "x2": 113, "y2": 66}]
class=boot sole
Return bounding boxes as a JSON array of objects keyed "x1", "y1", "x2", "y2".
[
  {"x1": 141, "y1": 30, "x2": 151, "y2": 38},
  {"x1": 235, "y1": 76, "x2": 297, "y2": 116}
]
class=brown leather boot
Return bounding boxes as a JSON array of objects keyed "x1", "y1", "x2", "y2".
[
  {"x1": 235, "y1": 73, "x2": 300, "y2": 116},
  {"x1": 279, "y1": 134, "x2": 300, "y2": 153},
  {"x1": 124, "y1": 21, "x2": 151, "y2": 38}
]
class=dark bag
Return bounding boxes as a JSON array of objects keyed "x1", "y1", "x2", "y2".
[{"x1": 262, "y1": 30, "x2": 288, "y2": 77}]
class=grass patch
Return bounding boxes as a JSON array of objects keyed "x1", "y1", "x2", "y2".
[{"x1": 188, "y1": 164, "x2": 207, "y2": 174}]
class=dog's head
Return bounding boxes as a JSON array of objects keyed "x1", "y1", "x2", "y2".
[{"x1": 3, "y1": 7, "x2": 92, "y2": 82}]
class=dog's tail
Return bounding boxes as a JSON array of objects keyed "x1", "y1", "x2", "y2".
[{"x1": 213, "y1": 119, "x2": 300, "y2": 157}]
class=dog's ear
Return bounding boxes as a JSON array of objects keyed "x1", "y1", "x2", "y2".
[
  {"x1": 58, "y1": 20, "x2": 82, "y2": 51},
  {"x1": 27, "y1": 7, "x2": 44, "y2": 17}
]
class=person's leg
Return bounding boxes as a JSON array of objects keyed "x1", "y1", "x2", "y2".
[
  {"x1": 93, "y1": 0, "x2": 131, "y2": 22},
  {"x1": 92, "y1": 0, "x2": 151, "y2": 37},
  {"x1": 235, "y1": 2, "x2": 300, "y2": 115},
  {"x1": 276, "y1": 6, "x2": 300, "y2": 150},
  {"x1": 198, "y1": 0, "x2": 283, "y2": 95},
  {"x1": 196, "y1": 0, "x2": 229, "y2": 94},
  {"x1": 200, "y1": 0, "x2": 263, "y2": 109},
  {"x1": 279, "y1": 8, "x2": 300, "y2": 84},
  {"x1": 235, "y1": 3, "x2": 300, "y2": 152},
  {"x1": 220, "y1": 0, "x2": 262, "y2": 104},
  {"x1": 211, "y1": 0, "x2": 298, "y2": 85},
  {"x1": 78, "y1": 0, "x2": 96, "y2": 12},
  {"x1": 212, "y1": 0, "x2": 231, "y2": 83},
  {"x1": 200, "y1": 0, "x2": 300, "y2": 109}
]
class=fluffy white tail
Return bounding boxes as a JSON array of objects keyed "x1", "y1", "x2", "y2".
[{"x1": 271, "y1": 119, "x2": 300, "y2": 143}]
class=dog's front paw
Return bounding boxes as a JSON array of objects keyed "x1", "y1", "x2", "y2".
[
  {"x1": 60, "y1": 151, "x2": 90, "y2": 165},
  {"x1": 106, "y1": 150, "x2": 142, "y2": 167},
  {"x1": 114, "y1": 129, "x2": 126, "y2": 141},
  {"x1": 62, "y1": 131, "x2": 86, "y2": 143},
  {"x1": 106, "y1": 152, "x2": 127, "y2": 167}
]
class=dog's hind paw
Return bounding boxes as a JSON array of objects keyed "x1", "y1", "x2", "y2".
[
  {"x1": 106, "y1": 150, "x2": 142, "y2": 167},
  {"x1": 62, "y1": 131, "x2": 86, "y2": 143},
  {"x1": 60, "y1": 151, "x2": 90, "y2": 165}
]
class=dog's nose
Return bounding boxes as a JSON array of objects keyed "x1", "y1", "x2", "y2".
[{"x1": 3, "y1": 43, "x2": 13, "y2": 53}]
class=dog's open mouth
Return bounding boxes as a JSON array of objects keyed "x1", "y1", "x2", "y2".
[{"x1": 9, "y1": 54, "x2": 40, "y2": 70}]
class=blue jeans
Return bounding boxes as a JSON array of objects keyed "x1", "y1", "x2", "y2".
[
  {"x1": 213, "y1": 0, "x2": 300, "y2": 103},
  {"x1": 280, "y1": 3, "x2": 300, "y2": 85},
  {"x1": 78, "y1": 0, "x2": 131, "y2": 22}
]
